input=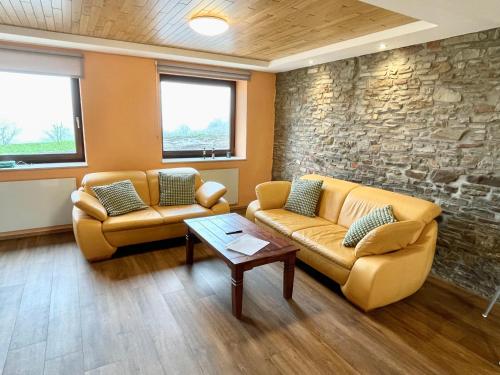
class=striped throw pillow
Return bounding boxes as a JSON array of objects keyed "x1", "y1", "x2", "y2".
[
  {"x1": 343, "y1": 205, "x2": 397, "y2": 247},
  {"x1": 159, "y1": 172, "x2": 196, "y2": 206},
  {"x1": 284, "y1": 178, "x2": 323, "y2": 217},
  {"x1": 92, "y1": 180, "x2": 147, "y2": 217}
]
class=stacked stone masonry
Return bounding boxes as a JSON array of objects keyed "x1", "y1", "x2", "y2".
[{"x1": 273, "y1": 28, "x2": 500, "y2": 298}]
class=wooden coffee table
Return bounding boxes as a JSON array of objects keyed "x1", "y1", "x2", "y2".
[{"x1": 184, "y1": 213, "x2": 299, "y2": 319}]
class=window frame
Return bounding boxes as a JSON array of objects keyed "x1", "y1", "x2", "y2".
[
  {"x1": 0, "y1": 76, "x2": 85, "y2": 164},
  {"x1": 159, "y1": 74, "x2": 236, "y2": 159}
]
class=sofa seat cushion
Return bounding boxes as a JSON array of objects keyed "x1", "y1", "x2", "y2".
[
  {"x1": 292, "y1": 225, "x2": 356, "y2": 269},
  {"x1": 102, "y1": 207, "x2": 163, "y2": 232},
  {"x1": 154, "y1": 204, "x2": 212, "y2": 224},
  {"x1": 255, "y1": 209, "x2": 332, "y2": 236}
]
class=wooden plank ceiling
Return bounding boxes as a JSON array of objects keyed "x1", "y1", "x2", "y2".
[{"x1": 0, "y1": 0, "x2": 416, "y2": 61}]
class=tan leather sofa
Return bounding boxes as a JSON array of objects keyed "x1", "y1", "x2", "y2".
[
  {"x1": 246, "y1": 174, "x2": 441, "y2": 311},
  {"x1": 71, "y1": 168, "x2": 229, "y2": 261}
]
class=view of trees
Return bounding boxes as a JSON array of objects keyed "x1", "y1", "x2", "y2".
[
  {"x1": 0, "y1": 121, "x2": 21, "y2": 146},
  {"x1": 44, "y1": 123, "x2": 73, "y2": 143},
  {"x1": 0, "y1": 120, "x2": 75, "y2": 155},
  {"x1": 163, "y1": 118, "x2": 229, "y2": 137}
]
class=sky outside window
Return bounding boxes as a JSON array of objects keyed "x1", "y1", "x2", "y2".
[
  {"x1": 0, "y1": 71, "x2": 76, "y2": 155},
  {"x1": 161, "y1": 80, "x2": 231, "y2": 152}
]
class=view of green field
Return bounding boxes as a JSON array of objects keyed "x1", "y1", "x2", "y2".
[{"x1": 0, "y1": 140, "x2": 76, "y2": 155}]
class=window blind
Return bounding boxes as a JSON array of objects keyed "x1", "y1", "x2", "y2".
[
  {"x1": 0, "y1": 47, "x2": 83, "y2": 78},
  {"x1": 157, "y1": 61, "x2": 251, "y2": 81}
]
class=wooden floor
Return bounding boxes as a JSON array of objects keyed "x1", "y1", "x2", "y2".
[{"x1": 0, "y1": 233, "x2": 498, "y2": 375}]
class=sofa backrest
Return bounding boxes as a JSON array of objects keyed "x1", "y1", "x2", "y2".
[
  {"x1": 81, "y1": 171, "x2": 151, "y2": 205},
  {"x1": 146, "y1": 167, "x2": 203, "y2": 206},
  {"x1": 301, "y1": 174, "x2": 359, "y2": 223},
  {"x1": 337, "y1": 186, "x2": 442, "y2": 228}
]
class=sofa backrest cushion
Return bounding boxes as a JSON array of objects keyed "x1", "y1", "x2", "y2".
[
  {"x1": 338, "y1": 186, "x2": 441, "y2": 228},
  {"x1": 301, "y1": 174, "x2": 359, "y2": 223},
  {"x1": 256, "y1": 181, "x2": 291, "y2": 210},
  {"x1": 146, "y1": 168, "x2": 202, "y2": 206},
  {"x1": 82, "y1": 171, "x2": 151, "y2": 206}
]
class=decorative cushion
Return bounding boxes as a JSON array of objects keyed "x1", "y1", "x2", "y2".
[
  {"x1": 92, "y1": 180, "x2": 147, "y2": 217},
  {"x1": 159, "y1": 172, "x2": 196, "y2": 206},
  {"x1": 284, "y1": 178, "x2": 323, "y2": 217},
  {"x1": 342, "y1": 205, "x2": 397, "y2": 247}
]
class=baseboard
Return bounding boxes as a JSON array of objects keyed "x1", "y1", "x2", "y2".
[
  {"x1": 0, "y1": 224, "x2": 73, "y2": 241},
  {"x1": 0, "y1": 207, "x2": 247, "y2": 241}
]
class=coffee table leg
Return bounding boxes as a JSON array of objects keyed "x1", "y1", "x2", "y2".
[
  {"x1": 231, "y1": 267, "x2": 244, "y2": 319},
  {"x1": 283, "y1": 254, "x2": 296, "y2": 299},
  {"x1": 185, "y1": 230, "x2": 194, "y2": 265}
]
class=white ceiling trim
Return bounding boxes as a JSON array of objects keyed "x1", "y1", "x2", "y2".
[
  {"x1": 0, "y1": 24, "x2": 269, "y2": 71},
  {"x1": 0, "y1": 0, "x2": 499, "y2": 73},
  {"x1": 269, "y1": 21, "x2": 436, "y2": 71},
  {"x1": 270, "y1": 0, "x2": 500, "y2": 71}
]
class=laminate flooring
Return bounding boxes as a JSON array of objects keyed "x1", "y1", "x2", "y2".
[{"x1": 0, "y1": 233, "x2": 498, "y2": 374}]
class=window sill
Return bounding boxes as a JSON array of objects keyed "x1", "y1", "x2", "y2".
[
  {"x1": 0, "y1": 162, "x2": 88, "y2": 171},
  {"x1": 162, "y1": 156, "x2": 246, "y2": 164}
]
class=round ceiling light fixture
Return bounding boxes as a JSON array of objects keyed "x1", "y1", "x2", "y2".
[{"x1": 189, "y1": 16, "x2": 229, "y2": 36}]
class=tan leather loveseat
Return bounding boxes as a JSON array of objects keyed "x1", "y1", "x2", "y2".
[
  {"x1": 71, "y1": 168, "x2": 229, "y2": 261},
  {"x1": 246, "y1": 174, "x2": 441, "y2": 311}
]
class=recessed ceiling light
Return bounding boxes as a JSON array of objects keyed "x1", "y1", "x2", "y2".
[
  {"x1": 189, "y1": 16, "x2": 229, "y2": 36},
  {"x1": 308, "y1": 59, "x2": 314, "y2": 65},
  {"x1": 379, "y1": 43, "x2": 387, "y2": 50}
]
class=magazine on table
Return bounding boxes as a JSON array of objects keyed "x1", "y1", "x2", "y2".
[{"x1": 226, "y1": 234, "x2": 269, "y2": 255}]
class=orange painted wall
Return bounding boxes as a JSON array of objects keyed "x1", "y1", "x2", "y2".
[{"x1": 0, "y1": 51, "x2": 276, "y2": 207}]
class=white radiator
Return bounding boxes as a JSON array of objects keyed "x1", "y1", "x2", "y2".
[
  {"x1": 199, "y1": 168, "x2": 239, "y2": 205},
  {"x1": 0, "y1": 178, "x2": 76, "y2": 233}
]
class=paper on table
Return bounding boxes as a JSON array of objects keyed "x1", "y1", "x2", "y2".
[{"x1": 226, "y1": 234, "x2": 269, "y2": 256}]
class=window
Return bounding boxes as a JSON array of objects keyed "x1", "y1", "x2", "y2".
[
  {"x1": 0, "y1": 71, "x2": 84, "y2": 164},
  {"x1": 160, "y1": 75, "x2": 235, "y2": 158}
]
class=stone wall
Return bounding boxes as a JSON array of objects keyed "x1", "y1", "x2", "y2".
[{"x1": 273, "y1": 28, "x2": 500, "y2": 297}]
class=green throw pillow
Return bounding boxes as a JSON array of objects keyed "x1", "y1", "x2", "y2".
[
  {"x1": 92, "y1": 180, "x2": 147, "y2": 217},
  {"x1": 159, "y1": 172, "x2": 196, "y2": 206},
  {"x1": 284, "y1": 178, "x2": 323, "y2": 217},
  {"x1": 343, "y1": 205, "x2": 397, "y2": 247}
]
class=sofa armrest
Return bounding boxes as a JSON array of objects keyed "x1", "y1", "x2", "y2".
[
  {"x1": 210, "y1": 197, "x2": 230, "y2": 215},
  {"x1": 196, "y1": 181, "x2": 227, "y2": 208},
  {"x1": 342, "y1": 221, "x2": 438, "y2": 311},
  {"x1": 246, "y1": 200, "x2": 261, "y2": 221},
  {"x1": 255, "y1": 181, "x2": 291, "y2": 210},
  {"x1": 354, "y1": 220, "x2": 424, "y2": 257},
  {"x1": 72, "y1": 207, "x2": 116, "y2": 261},
  {"x1": 71, "y1": 190, "x2": 108, "y2": 221}
]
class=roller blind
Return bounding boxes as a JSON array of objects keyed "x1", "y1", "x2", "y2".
[
  {"x1": 0, "y1": 47, "x2": 83, "y2": 78},
  {"x1": 157, "y1": 61, "x2": 251, "y2": 81}
]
